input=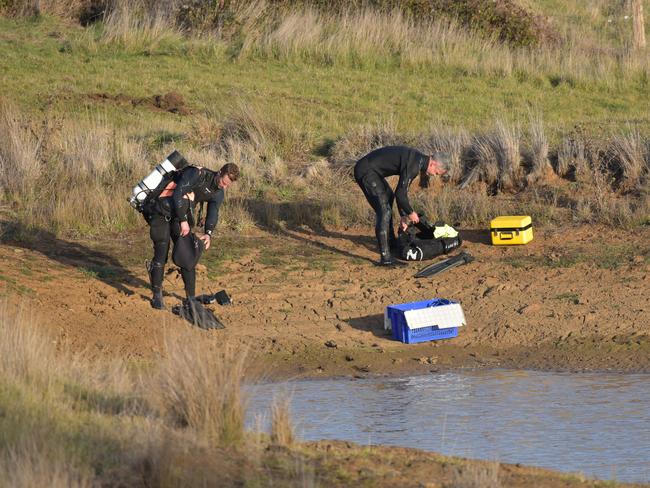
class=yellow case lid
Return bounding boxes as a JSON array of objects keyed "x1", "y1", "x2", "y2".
[{"x1": 490, "y1": 215, "x2": 532, "y2": 228}]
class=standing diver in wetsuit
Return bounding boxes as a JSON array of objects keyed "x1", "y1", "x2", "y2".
[
  {"x1": 354, "y1": 146, "x2": 449, "y2": 266},
  {"x1": 145, "y1": 162, "x2": 240, "y2": 309}
]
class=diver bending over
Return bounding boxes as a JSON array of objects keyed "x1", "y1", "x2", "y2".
[
  {"x1": 354, "y1": 145, "x2": 449, "y2": 267},
  {"x1": 144, "y1": 162, "x2": 239, "y2": 309}
]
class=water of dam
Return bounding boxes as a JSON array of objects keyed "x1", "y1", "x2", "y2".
[{"x1": 247, "y1": 370, "x2": 650, "y2": 483}]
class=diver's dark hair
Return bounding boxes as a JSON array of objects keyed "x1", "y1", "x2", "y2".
[{"x1": 219, "y1": 163, "x2": 240, "y2": 181}]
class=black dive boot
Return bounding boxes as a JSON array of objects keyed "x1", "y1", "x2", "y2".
[
  {"x1": 147, "y1": 261, "x2": 166, "y2": 310},
  {"x1": 377, "y1": 230, "x2": 407, "y2": 268},
  {"x1": 151, "y1": 290, "x2": 165, "y2": 310}
]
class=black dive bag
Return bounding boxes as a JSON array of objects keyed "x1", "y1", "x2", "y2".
[{"x1": 396, "y1": 219, "x2": 462, "y2": 261}]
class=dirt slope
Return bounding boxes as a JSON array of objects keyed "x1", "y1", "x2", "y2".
[{"x1": 1, "y1": 224, "x2": 649, "y2": 378}]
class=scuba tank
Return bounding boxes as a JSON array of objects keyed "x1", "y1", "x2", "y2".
[{"x1": 128, "y1": 150, "x2": 188, "y2": 212}]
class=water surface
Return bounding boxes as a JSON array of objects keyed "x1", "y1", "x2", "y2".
[{"x1": 248, "y1": 370, "x2": 650, "y2": 483}]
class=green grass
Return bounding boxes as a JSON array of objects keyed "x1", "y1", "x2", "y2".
[
  {"x1": 200, "y1": 235, "x2": 255, "y2": 274},
  {"x1": 0, "y1": 273, "x2": 34, "y2": 295},
  {"x1": 2, "y1": 15, "x2": 650, "y2": 146},
  {"x1": 78, "y1": 265, "x2": 120, "y2": 280},
  {"x1": 553, "y1": 292, "x2": 580, "y2": 304}
]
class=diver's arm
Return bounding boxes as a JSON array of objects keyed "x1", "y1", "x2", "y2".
[
  {"x1": 203, "y1": 191, "x2": 224, "y2": 235},
  {"x1": 395, "y1": 162, "x2": 419, "y2": 217},
  {"x1": 172, "y1": 167, "x2": 200, "y2": 223}
]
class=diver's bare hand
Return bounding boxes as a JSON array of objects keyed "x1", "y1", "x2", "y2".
[
  {"x1": 408, "y1": 212, "x2": 419, "y2": 224},
  {"x1": 399, "y1": 215, "x2": 410, "y2": 231},
  {"x1": 199, "y1": 234, "x2": 211, "y2": 250},
  {"x1": 180, "y1": 221, "x2": 190, "y2": 236}
]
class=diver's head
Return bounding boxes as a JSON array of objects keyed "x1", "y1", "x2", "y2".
[
  {"x1": 215, "y1": 163, "x2": 240, "y2": 190},
  {"x1": 420, "y1": 152, "x2": 450, "y2": 188},
  {"x1": 426, "y1": 152, "x2": 450, "y2": 176}
]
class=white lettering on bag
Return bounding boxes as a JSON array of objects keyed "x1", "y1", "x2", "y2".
[{"x1": 406, "y1": 248, "x2": 422, "y2": 261}]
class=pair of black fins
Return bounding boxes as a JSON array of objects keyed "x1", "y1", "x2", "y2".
[
  {"x1": 172, "y1": 290, "x2": 231, "y2": 330},
  {"x1": 414, "y1": 251, "x2": 474, "y2": 278}
]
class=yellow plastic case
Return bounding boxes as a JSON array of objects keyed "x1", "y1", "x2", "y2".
[{"x1": 490, "y1": 215, "x2": 533, "y2": 245}]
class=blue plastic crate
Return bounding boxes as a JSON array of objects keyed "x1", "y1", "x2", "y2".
[{"x1": 386, "y1": 298, "x2": 462, "y2": 344}]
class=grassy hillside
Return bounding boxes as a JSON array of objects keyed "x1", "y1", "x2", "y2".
[{"x1": 0, "y1": 2, "x2": 649, "y2": 237}]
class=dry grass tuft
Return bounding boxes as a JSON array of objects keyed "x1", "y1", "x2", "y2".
[
  {"x1": 607, "y1": 127, "x2": 648, "y2": 192},
  {"x1": 525, "y1": 112, "x2": 551, "y2": 184},
  {"x1": 271, "y1": 396, "x2": 295, "y2": 447},
  {"x1": 94, "y1": 0, "x2": 183, "y2": 52},
  {"x1": 450, "y1": 460, "x2": 501, "y2": 488},
  {"x1": 492, "y1": 119, "x2": 522, "y2": 191},
  {"x1": 330, "y1": 119, "x2": 405, "y2": 167},
  {"x1": 0, "y1": 99, "x2": 42, "y2": 196},
  {"x1": 150, "y1": 340, "x2": 248, "y2": 446},
  {"x1": 0, "y1": 440, "x2": 93, "y2": 488},
  {"x1": 458, "y1": 119, "x2": 527, "y2": 191},
  {"x1": 555, "y1": 136, "x2": 587, "y2": 178},
  {"x1": 0, "y1": 303, "x2": 57, "y2": 386},
  {"x1": 461, "y1": 134, "x2": 499, "y2": 190}
]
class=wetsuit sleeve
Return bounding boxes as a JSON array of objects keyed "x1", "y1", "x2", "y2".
[
  {"x1": 395, "y1": 158, "x2": 421, "y2": 216},
  {"x1": 172, "y1": 167, "x2": 200, "y2": 223},
  {"x1": 204, "y1": 191, "x2": 224, "y2": 234}
]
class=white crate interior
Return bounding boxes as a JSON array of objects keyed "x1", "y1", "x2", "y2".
[{"x1": 385, "y1": 303, "x2": 466, "y2": 331}]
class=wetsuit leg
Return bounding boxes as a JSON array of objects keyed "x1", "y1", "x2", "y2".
[
  {"x1": 356, "y1": 172, "x2": 395, "y2": 261},
  {"x1": 385, "y1": 183, "x2": 396, "y2": 245},
  {"x1": 170, "y1": 221, "x2": 196, "y2": 298},
  {"x1": 148, "y1": 213, "x2": 170, "y2": 309}
]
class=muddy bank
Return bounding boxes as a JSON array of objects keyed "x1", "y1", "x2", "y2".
[{"x1": 0, "y1": 224, "x2": 648, "y2": 379}]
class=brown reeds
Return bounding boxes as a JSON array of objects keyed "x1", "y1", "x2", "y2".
[
  {"x1": 329, "y1": 119, "x2": 404, "y2": 168},
  {"x1": 555, "y1": 136, "x2": 586, "y2": 178},
  {"x1": 461, "y1": 134, "x2": 499, "y2": 190},
  {"x1": 0, "y1": 303, "x2": 283, "y2": 485},
  {"x1": 492, "y1": 119, "x2": 522, "y2": 191}
]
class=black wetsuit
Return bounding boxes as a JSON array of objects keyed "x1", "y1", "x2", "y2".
[
  {"x1": 145, "y1": 166, "x2": 224, "y2": 298},
  {"x1": 354, "y1": 146, "x2": 429, "y2": 260}
]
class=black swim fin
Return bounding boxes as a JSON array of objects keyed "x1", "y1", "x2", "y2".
[
  {"x1": 173, "y1": 299, "x2": 225, "y2": 330},
  {"x1": 414, "y1": 251, "x2": 474, "y2": 278}
]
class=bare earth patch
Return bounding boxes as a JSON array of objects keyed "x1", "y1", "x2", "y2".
[
  {"x1": 1, "y1": 224, "x2": 648, "y2": 379},
  {"x1": 87, "y1": 91, "x2": 192, "y2": 115}
]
